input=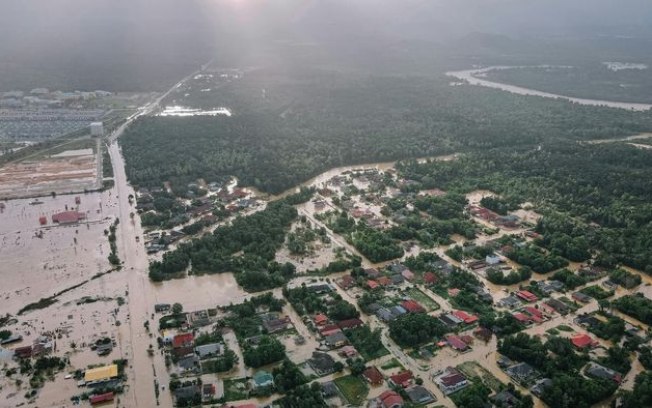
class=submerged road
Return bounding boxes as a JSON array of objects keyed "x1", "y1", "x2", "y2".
[{"x1": 105, "y1": 61, "x2": 212, "y2": 407}]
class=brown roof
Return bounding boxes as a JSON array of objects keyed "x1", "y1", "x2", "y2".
[{"x1": 363, "y1": 366, "x2": 384, "y2": 385}]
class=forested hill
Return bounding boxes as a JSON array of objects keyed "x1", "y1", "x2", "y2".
[
  {"x1": 397, "y1": 142, "x2": 652, "y2": 273},
  {"x1": 120, "y1": 72, "x2": 652, "y2": 195}
]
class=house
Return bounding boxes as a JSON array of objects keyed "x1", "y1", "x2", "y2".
[
  {"x1": 516, "y1": 290, "x2": 538, "y2": 302},
  {"x1": 405, "y1": 386, "x2": 434, "y2": 404},
  {"x1": 497, "y1": 355, "x2": 514, "y2": 369},
  {"x1": 321, "y1": 381, "x2": 339, "y2": 398},
  {"x1": 390, "y1": 263, "x2": 409, "y2": 274},
  {"x1": 486, "y1": 254, "x2": 502, "y2": 265},
  {"x1": 492, "y1": 390, "x2": 518, "y2": 406},
  {"x1": 252, "y1": 370, "x2": 274, "y2": 389},
  {"x1": 523, "y1": 306, "x2": 544, "y2": 319},
  {"x1": 84, "y1": 364, "x2": 119, "y2": 384},
  {"x1": 474, "y1": 327, "x2": 493, "y2": 342},
  {"x1": 401, "y1": 269, "x2": 415, "y2": 281},
  {"x1": 571, "y1": 333, "x2": 598, "y2": 350},
  {"x1": 324, "y1": 331, "x2": 348, "y2": 348},
  {"x1": 586, "y1": 362, "x2": 622, "y2": 383},
  {"x1": 202, "y1": 383, "x2": 216, "y2": 402},
  {"x1": 314, "y1": 314, "x2": 329, "y2": 326},
  {"x1": 440, "y1": 313, "x2": 463, "y2": 328},
  {"x1": 378, "y1": 390, "x2": 404, "y2": 408},
  {"x1": 177, "y1": 355, "x2": 199, "y2": 373},
  {"x1": 363, "y1": 366, "x2": 384, "y2": 386},
  {"x1": 262, "y1": 315, "x2": 292, "y2": 333},
  {"x1": 13, "y1": 346, "x2": 33, "y2": 359},
  {"x1": 320, "y1": 325, "x2": 342, "y2": 337},
  {"x1": 378, "y1": 276, "x2": 392, "y2": 287},
  {"x1": 154, "y1": 303, "x2": 171, "y2": 313},
  {"x1": 448, "y1": 288, "x2": 461, "y2": 297},
  {"x1": 452, "y1": 310, "x2": 478, "y2": 324},
  {"x1": 390, "y1": 273, "x2": 404, "y2": 285},
  {"x1": 367, "y1": 280, "x2": 380, "y2": 290},
  {"x1": 436, "y1": 367, "x2": 469, "y2": 395},
  {"x1": 173, "y1": 385, "x2": 201, "y2": 403},
  {"x1": 512, "y1": 312, "x2": 531, "y2": 324},
  {"x1": 364, "y1": 268, "x2": 381, "y2": 278},
  {"x1": 446, "y1": 335, "x2": 469, "y2": 352},
  {"x1": 505, "y1": 362, "x2": 536, "y2": 384},
  {"x1": 389, "y1": 370, "x2": 414, "y2": 388},
  {"x1": 339, "y1": 345, "x2": 358, "y2": 358},
  {"x1": 423, "y1": 272, "x2": 437, "y2": 284},
  {"x1": 530, "y1": 378, "x2": 553, "y2": 397},
  {"x1": 376, "y1": 307, "x2": 395, "y2": 322},
  {"x1": 195, "y1": 343, "x2": 223, "y2": 359},
  {"x1": 498, "y1": 295, "x2": 522, "y2": 309},
  {"x1": 572, "y1": 291, "x2": 592, "y2": 303},
  {"x1": 308, "y1": 352, "x2": 336, "y2": 375},
  {"x1": 390, "y1": 305, "x2": 407, "y2": 318},
  {"x1": 90, "y1": 392, "x2": 114, "y2": 405},
  {"x1": 307, "y1": 284, "x2": 332, "y2": 294},
  {"x1": 337, "y1": 318, "x2": 364, "y2": 330},
  {"x1": 172, "y1": 333, "x2": 194, "y2": 349},
  {"x1": 338, "y1": 275, "x2": 355, "y2": 290},
  {"x1": 544, "y1": 298, "x2": 570, "y2": 315},
  {"x1": 51, "y1": 211, "x2": 85, "y2": 224},
  {"x1": 401, "y1": 300, "x2": 426, "y2": 314}
]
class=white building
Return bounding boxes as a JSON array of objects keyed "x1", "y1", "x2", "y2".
[{"x1": 90, "y1": 122, "x2": 104, "y2": 137}]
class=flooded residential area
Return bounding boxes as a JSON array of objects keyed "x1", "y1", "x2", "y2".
[{"x1": 2, "y1": 2, "x2": 652, "y2": 408}]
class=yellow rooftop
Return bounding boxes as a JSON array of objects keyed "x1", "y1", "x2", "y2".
[{"x1": 84, "y1": 364, "x2": 118, "y2": 382}]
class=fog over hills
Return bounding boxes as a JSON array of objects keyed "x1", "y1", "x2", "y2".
[{"x1": 1, "y1": 0, "x2": 651, "y2": 91}]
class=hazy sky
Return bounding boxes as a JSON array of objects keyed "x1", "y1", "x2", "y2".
[{"x1": 1, "y1": 0, "x2": 651, "y2": 90}]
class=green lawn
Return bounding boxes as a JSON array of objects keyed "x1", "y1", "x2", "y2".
[
  {"x1": 405, "y1": 287, "x2": 440, "y2": 312},
  {"x1": 380, "y1": 358, "x2": 404, "y2": 371},
  {"x1": 456, "y1": 361, "x2": 503, "y2": 392},
  {"x1": 223, "y1": 377, "x2": 250, "y2": 401},
  {"x1": 334, "y1": 375, "x2": 369, "y2": 406}
]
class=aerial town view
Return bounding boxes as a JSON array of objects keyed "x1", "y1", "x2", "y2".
[{"x1": 2, "y1": 1, "x2": 652, "y2": 408}]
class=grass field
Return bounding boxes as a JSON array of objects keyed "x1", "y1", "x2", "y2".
[
  {"x1": 380, "y1": 358, "x2": 404, "y2": 371},
  {"x1": 405, "y1": 287, "x2": 440, "y2": 311},
  {"x1": 334, "y1": 375, "x2": 369, "y2": 406},
  {"x1": 457, "y1": 361, "x2": 503, "y2": 392},
  {"x1": 223, "y1": 377, "x2": 250, "y2": 401}
]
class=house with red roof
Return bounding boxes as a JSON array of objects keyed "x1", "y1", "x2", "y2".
[
  {"x1": 572, "y1": 333, "x2": 598, "y2": 350},
  {"x1": 363, "y1": 366, "x2": 384, "y2": 386},
  {"x1": 448, "y1": 288, "x2": 461, "y2": 297},
  {"x1": 314, "y1": 314, "x2": 328, "y2": 326},
  {"x1": 367, "y1": 280, "x2": 379, "y2": 290},
  {"x1": 401, "y1": 269, "x2": 415, "y2": 281},
  {"x1": 338, "y1": 275, "x2": 355, "y2": 290},
  {"x1": 401, "y1": 300, "x2": 426, "y2": 314},
  {"x1": 52, "y1": 211, "x2": 86, "y2": 224},
  {"x1": 90, "y1": 392, "x2": 114, "y2": 405},
  {"x1": 321, "y1": 327, "x2": 342, "y2": 337},
  {"x1": 172, "y1": 333, "x2": 194, "y2": 349},
  {"x1": 319, "y1": 324, "x2": 339, "y2": 335},
  {"x1": 389, "y1": 370, "x2": 414, "y2": 388},
  {"x1": 516, "y1": 290, "x2": 538, "y2": 302},
  {"x1": 339, "y1": 345, "x2": 358, "y2": 358},
  {"x1": 378, "y1": 276, "x2": 392, "y2": 287},
  {"x1": 524, "y1": 306, "x2": 544, "y2": 319},
  {"x1": 452, "y1": 310, "x2": 479, "y2": 324},
  {"x1": 512, "y1": 312, "x2": 531, "y2": 324},
  {"x1": 337, "y1": 318, "x2": 364, "y2": 330},
  {"x1": 378, "y1": 390, "x2": 404, "y2": 408},
  {"x1": 446, "y1": 335, "x2": 469, "y2": 352},
  {"x1": 423, "y1": 272, "x2": 437, "y2": 284}
]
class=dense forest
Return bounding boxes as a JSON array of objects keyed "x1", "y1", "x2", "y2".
[
  {"x1": 120, "y1": 69, "x2": 652, "y2": 195},
  {"x1": 148, "y1": 190, "x2": 312, "y2": 290},
  {"x1": 398, "y1": 142, "x2": 652, "y2": 273}
]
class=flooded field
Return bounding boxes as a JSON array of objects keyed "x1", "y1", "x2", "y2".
[
  {"x1": 0, "y1": 141, "x2": 101, "y2": 199},
  {"x1": 157, "y1": 105, "x2": 232, "y2": 117}
]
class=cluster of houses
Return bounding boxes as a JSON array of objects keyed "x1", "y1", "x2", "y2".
[
  {"x1": 466, "y1": 204, "x2": 521, "y2": 229},
  {"x1": 311, "y1": 312, "x2": 364, "y2": 349}
]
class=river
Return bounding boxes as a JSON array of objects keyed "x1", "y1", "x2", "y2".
[{"x1": 446, "y1": 66, "x2": 652, "y2": 112}]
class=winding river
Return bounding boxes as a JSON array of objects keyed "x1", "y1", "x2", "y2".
[{"x1": 446, "y1": 66, "x2": 652, "y2": 112}]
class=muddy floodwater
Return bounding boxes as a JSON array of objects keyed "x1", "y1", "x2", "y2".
[{"x1": 447, "y1": 66, "x2": 652, "y2": 111}]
